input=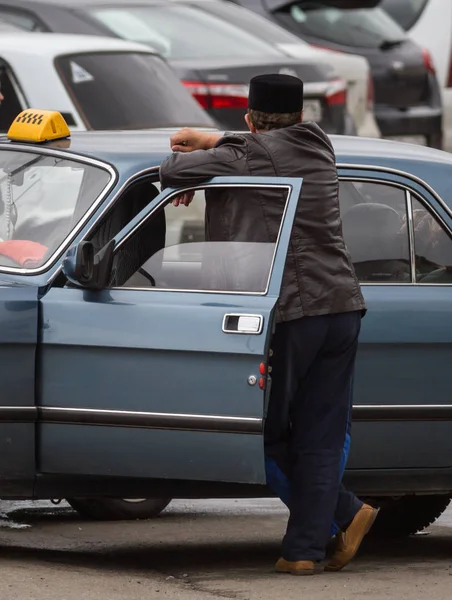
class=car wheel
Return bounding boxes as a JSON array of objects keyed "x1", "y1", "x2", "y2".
[
  {"x1": 426, "y1": 132, "x2": 444, "y2": 150},
  {"x1": 365, "y1": 494, "x2": 451, "y2": 538},
  {"x1": 67, "y1": 497, "x2": 172, "y2": 520}
]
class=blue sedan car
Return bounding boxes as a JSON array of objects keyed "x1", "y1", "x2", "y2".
[{"x1": 1, "y1": 109, "x2": 451, "y2": 536}]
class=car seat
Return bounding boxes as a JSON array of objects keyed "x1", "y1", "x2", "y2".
[
  {"x1": 88, "y1": 179, "x2": 166, "y2": 287},
  {"x1": 341, "y1": 202, "x2": 411, "y2": 282}
]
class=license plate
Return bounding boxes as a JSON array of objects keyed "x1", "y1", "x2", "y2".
[{"x1": 303, "y1": 100, "x2": 323, "y2": 122}]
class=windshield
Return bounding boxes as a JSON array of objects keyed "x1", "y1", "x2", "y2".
[
  {"x1": 201, "y1": 1, "x2": 310, "y2": 45},
  {"x1": 86, "y1": 5, "x2": 282, "y2": 60},
  {"x1": 55, "y1": 52, "x2": 214, "y2": 130},
  {"x1": 274, "y1": 3, "x2": 406, "y2": 49},
  {"x1": 380, "y1": 0, "x2": 428, "y2": 31},
  {"x1": 0, "y1": 150, "x2": 111, "y2": 270}
]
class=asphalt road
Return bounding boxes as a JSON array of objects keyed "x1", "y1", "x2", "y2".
[{"x1": 0, "y1": 498, "x2": 451, "y2": 600}]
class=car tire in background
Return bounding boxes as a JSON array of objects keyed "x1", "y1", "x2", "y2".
[
  {"x1": 67, "y1": 497, "x2": 172, "y2": 520},
  {"x1": 366, "y1": 494, "x2": 451, "y2": 537}
]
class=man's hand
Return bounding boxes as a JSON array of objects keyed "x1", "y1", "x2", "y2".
[
  {"x1": 172, "y1": 191, "x2": 195, "y2": 207},
  {"x1": 171, "y1": 128, "x2": 222, "y2": 153}
]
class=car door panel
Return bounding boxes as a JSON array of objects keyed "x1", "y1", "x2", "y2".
[
  {"x1": 350, "y1": 285, "x2": 452, "y2": 469},
  {"x1": 0, "y1": 284, "x2": 38, "y2": 495},
  {"x1": 338, "y1": 168, "x2": 452, "y2": 470},
  {"x1": 37, "y1": 176, "x2": 302, "y2": 485}
]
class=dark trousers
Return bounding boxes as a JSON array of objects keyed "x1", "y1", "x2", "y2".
[{"x1": 264, "y1": 311, "x2": 362, "y2": 562}]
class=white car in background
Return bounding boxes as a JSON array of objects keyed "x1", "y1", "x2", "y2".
[
  {"x1": 0, "y1": 32, "x2": 215, "y2": 133},
  {"x1": 381, "y1": 0, "x2": 452, "y2": 149}
]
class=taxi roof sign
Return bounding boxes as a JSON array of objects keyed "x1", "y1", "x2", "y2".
[{"x1": 7, "y1": 109, "x2": 70, "y2": 143}]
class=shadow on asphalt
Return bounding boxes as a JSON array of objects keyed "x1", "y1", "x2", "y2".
[{"x1": 0, "y1": 524, "x2": 451, "y2": 576}]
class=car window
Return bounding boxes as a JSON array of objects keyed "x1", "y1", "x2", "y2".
[
  {"x1": 116, "y1": 185, "x2": 289, "y2": 293},
  {"x1": 339, "y1": 181, "x2": 411, "y2": 282},
  {"x1": 380, "y1": 0, "x2": 429, "y2": 31},
  {"x1": 202, "y1": 0, "x2": 311, "y2": 46},
  {"x1": 86, "y1": 5, "x2": 281, "y2": 60},
  {"x1": 0, "y1": 150, "x2": 111, "y2": 270},
  {"x1": 410, "y1": 197, "x2": 452, "y2": 284},
  {"x1": 0, "y1": 66, "x2": 24, "y2": 133},
  {"x1": 0, "y1": 9, "x2": 44, "y2": 31},
  {"x1": 55, "y1": 52, "x2": 214, "y2": 130},
  {"x1": 273, "y1": 3, "x2": 406, "y2": 49}
]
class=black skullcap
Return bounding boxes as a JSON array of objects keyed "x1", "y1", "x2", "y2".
[{"x1": 248, "y1": 74, "x2": 304, "y2": 113}]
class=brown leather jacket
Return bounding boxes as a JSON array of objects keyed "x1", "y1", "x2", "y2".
[{"x1": 160, "y1": 122, "x2": 365, "y2": 322}]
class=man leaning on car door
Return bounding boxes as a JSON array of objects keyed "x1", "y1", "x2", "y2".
[{"x1": 160, "y1": 74, "x2": 378, "y2": 574}]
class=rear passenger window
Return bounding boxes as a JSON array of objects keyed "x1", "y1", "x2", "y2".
[
  {"x1": 411, "y1": 197, "x2": 452, "y2": 284},
  {"x1": 339, "y1": 181, "x2": 411, "y2": 283}
]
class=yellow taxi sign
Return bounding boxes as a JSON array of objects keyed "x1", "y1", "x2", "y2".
[{"x1": 7, "y1": 109, "x2": 70, "y2": 143}]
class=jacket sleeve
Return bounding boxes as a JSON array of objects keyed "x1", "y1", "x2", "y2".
[{"x1": 159, "y1": 134, "x2": 248, "y2": 189}]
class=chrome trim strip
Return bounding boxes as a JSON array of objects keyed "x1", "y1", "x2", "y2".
[
  {"x1": 337, "y1": 162, "x2": 452, "y2": 220},
  {"x1": 0, "y1": 145, "x2": 117, "y2": 276},
  {"x1": 115, "y1": 182, "x2": 292, "y2": 297},
  {"x1": 406, "y1": 190, "x2": 416, "y2": 283},
  {"x1": 1, "y1": 405, "x2": 452, "y2": 425},
  {"x1": 0, "y1": 407, "x2": 37, "y2": 421},
  {"x1": 353, "y1": 405, "x2": 452, "y2": 421},
  {"x1": 39, "y1": 407, "x2": 263, "y2": 434}
]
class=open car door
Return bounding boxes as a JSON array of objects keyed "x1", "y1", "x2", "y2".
[{"x1": 37, "y1": 176, "x2": 302, "y2": 486}]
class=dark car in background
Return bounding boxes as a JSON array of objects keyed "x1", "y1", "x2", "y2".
[
  {"x1": 0, "y1": 0, "x2": 349, "y2": 134},
  {"x1": 226, "y1": 0, "x2": 443, "y2": 147}
]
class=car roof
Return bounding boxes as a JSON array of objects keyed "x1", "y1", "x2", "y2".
[
  {"x1": 0, "y1": 32, "x2": 157, "y2": 56},
  {"x1": 2, "y1": 131, "x2": 452, "y2": 203},
  {"x1": 3, "y1": 0, "x2": 218, "y2": 4}
]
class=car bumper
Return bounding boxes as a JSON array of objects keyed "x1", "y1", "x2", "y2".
[{"x1": 375, "y1": 104, "x2": 443, "y2": 139}]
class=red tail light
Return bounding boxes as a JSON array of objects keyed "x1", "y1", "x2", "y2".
[
  {"x1": 366, "y1": 73, "x2": 374, "y2": 110},
  {"x1": 182, "y1": 81, "x2": 249, "y2": 110},
  {"x1": 422, "y1": 48, "x2": 436, "y2": 75},
  {"x1": 326, "y1": 79, "x2": 347, "y2": 106}
]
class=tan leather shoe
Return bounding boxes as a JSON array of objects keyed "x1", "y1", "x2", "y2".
[
  {"x1": 275, "y1": 557, "x2": 315, "y2": 576},
  {"x1": 325, "y1": 504, "x2": 379, "y2": 572}
]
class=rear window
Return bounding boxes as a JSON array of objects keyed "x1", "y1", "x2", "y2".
[
  {"x1": 85, "y1": 5, "x2": 281, "y2": 60},
  {"x1": 380, "y1": 0, "x2": 429, "y2": 31},
  {"x1": 273, "y1": 3, "x2": 406, "y2": 49},
  {"x1": 55, "y1": 52, "x2": 214, "y2": 130}
]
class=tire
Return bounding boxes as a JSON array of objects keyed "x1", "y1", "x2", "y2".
[
  {"x1": 67, "y1": 497, "x2": 172, "y2": 521},
  {"x1": 367, "y1": 494, "x2": 451, "y2": 538}
]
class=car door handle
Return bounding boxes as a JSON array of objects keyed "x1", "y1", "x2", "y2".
[{"x1": 222, "y1": 314, "x2": 263, "y2": 334}]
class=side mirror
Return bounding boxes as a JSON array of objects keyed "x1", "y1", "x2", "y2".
[{"x1": 62, "y1": 240, "x2": 115, "y2": 290}]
